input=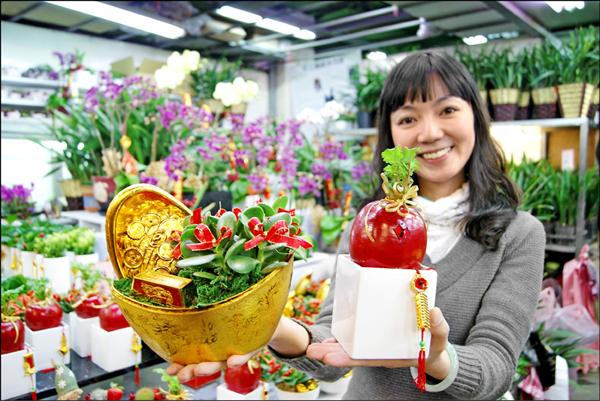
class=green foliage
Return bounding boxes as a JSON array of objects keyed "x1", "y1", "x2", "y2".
[
  {"x1": 1, "y1": 275, "x2": 51, "y2": 316},
  {"x1": 319, "y1": 214, "x2": 353, "y2": 246},
  {"x1": 454, "y1": 46, "x2": 494, "y2": 91},
  {"x1": 190, "y1": 57, "x2": 242, "y2": 100},
  {"x1": 483, "y1": 48, "x2": 521, "y2": 89},
  {"x1": 116, "y1": 197, "x2": 312, "y2": 308},
  {"x1": 527, "y1": 42, "x2": 559, "y2": 89},
  {"x1": 64, "y1": 227, "x2": 96, "y2": 255},
  {"x1": 32, "y1": 231, "x2": 69, "y2": 258},
  {"x1": 349, "y1": 65, "x2": 387, "y2": 112},
  {"x1": 584, "y1": 168, "x2": 599, "y2": 219},
  {"x1": 153, "y1": 368, "x2": 183, "y2": 395},
  {"x1": 71, "y1": 262, "x2": 105, "y2": 291},
  {"x1": 381, "y1": 146, "x2": 419, "y2": 186},
  {"x1": 556, "y1": 26, "x2": 600, "y2": 84},
  {"x1": 507, "y1": 158, "x2": 556, "y2": 222}
]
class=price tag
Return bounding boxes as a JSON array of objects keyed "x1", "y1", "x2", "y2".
[{"x1": 561, "y1": 149, "x2": 575, "y2": 171}]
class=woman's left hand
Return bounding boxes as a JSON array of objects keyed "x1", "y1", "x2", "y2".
[{"x1": 306, "y1": 307, "x2": 451, "y2": 379}]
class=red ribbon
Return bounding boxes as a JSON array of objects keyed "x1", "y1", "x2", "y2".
[
  {"x1": 191, "y1": 208, "x2": 203, "y2": 224},
  {"x1": 171, "y1": 244, "x2": 182, "y2": 260},
  {"x1": 186, "y1": 224, "x2": 232, "y2": 251},
  {"x1": 215, "y1": 208, "x2": 227, "y2": 217},
  {"x1": 233, "y1": 208, "x2": 242, "y2": 220},
  {"x1": 244, "y1": 219, "x2": 312, "y2": 251},
  {"x1": 277, "y1": 208, "x2": 296, "y2": 216}
]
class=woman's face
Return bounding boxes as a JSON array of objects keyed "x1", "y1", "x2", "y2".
[{"x1": 389, "y1": 76, "x2": 475, "y2": 199}]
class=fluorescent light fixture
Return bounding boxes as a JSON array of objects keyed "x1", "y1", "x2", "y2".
[
  {"x1": 293, "y1": 29, "x2": 316, "y2": 40},
  {"x1": 545, "y1": 1, "x2": 585, "y2": 12},
  {"x1": 366, "y1": 51, "x2": 387, "y2": 61},
  {"x1": 462, "y1": 35, "x2": 488, "y2": 46},
  {"x1": 256, "y1": 18, "x2": 300, "y2": 35},
  {"x1": 215, "y1": 5, "x2": 262, "y2": 24},
  {"x1": 45, "y1": 1, "x2": 185, "y2": 39}
]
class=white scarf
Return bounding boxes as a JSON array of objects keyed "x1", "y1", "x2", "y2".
[{"x1": 416, "y1": 183, "x2": 470, "y2": 264}]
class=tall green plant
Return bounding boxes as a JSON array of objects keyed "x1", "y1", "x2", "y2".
[
  {"x1": 508, "y1": 158, "x2": 556, "y2": 222},
  {"x1": 584, "y1": 168, "x2": 599, "y2": 220},
  {"x1": 527, "y1": 43, "x2": 559, "y2": 89},
  {"x1": 454, "y1": 46, "x2": 492, "y2": 90},
  {"x1": 556, "y1": 26, "x2": 600, "y2": 84},
  {"x1": 547, "y1": 169, "x2": 579, "y2": 226},
  {"x1": 484, "y1": 48, "x2": 520, "y2": 89}
]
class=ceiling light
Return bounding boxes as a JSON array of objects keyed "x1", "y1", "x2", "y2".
[
  {"x1": 366, "y1": 51, "x2": 387, "y2": 61},
  {"x1": 545, "y1": 1, "x2": 585, "y2": 13},
  {"x1": 462, "y1": 35, "x2": 488, "y2": 46},
  {"x1": 256, "y1": 18, "x2": 299, "y2": 35},
  {"x1": 293, "y1": 29, "x2": 316, "y2": 40},
  {"x1": 215, "y1": 5, "x2": 262, "y2": 24},
  {"x1": 45, "y1": 1, "x2": 185, "y2": 39}
]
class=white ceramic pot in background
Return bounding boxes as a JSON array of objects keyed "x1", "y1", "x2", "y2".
[
  {"x1": 36, "y1": 254, "x2": 71, "y2": 295},
  {"x1": 319, "y1": 373, "x2": 352, "y2": 395},
  {"x1": 20, "y1": 251, "x2": 36, "y2": 278}
]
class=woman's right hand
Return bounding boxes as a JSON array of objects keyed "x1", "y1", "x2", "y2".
[
  {"x1": 166, "y1": 352, "x2": 257, "y2": 383},
  {"x1": 165, "y1": 317, "x2": 310, "y2": 382}
]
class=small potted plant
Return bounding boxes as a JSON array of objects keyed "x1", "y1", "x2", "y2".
[
  {"x1": 454, "y1": 45, "x2": 490, "y2": 105},
  {"x1": 108, "y1": 186, "x2": 312, "y2": 364},
  {"x1": 528, "y1": 43, "x2": 559, "y2": 119},
  {"x1": 556, "y1": 26, "x2": 598, "y2": 118},
  {"x1": 31, "y1": 231, "x2": 71, "y2": 294},
  {"x1": 273, "y1": 365, "x2": 320, "y2": 400},
  {"x1": 0, "y1": 183, "x2": 36, "y2": 220},
  {"x1": 65, "y1": 227, "x2": 98, "y2": 266},
  {"x1": 486, "y1": 48, "x2": 521, "y2": 121}
]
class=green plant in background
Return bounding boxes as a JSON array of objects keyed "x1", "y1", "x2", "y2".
[
  {"x1": 584, "y1": 168, "x2": 599, "y2": 220},
  {"x1": 454, "y1": 46, "x2": 492, "y2": 90},
  {"x1": 508, "y1": 158, "x2": 556, "y2": 222},
  {"x1": 349, "y1": 65, "x2": 387, "y2": 112},
  {"x1": 556, "y1": 25, "x2": 600, "y2": 84},
  {"x1": 548, "y1": 169, "x2": 579, "y2": 226},
  {"x1": 32, "y1": 231, "x2": 69, "y2": 258},
  {"x1": 190, "y1": 57, "x2": 242, "y2": 101},
  {"x1": 526, "y1": 42, "x2": 559, "y2": 89},
  {"x1": 484, "y1": 48, "x2": 521, "y2": 89},
  {"x1": 65, "y1": 227, "x2": 96, "y2": 255}
]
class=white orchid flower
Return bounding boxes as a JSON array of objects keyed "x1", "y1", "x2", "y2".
[
  {"x1": 181, "y1": 50, "x2": 200, "y2": 73},
  {"x1": 154, "y1": 65, "x2": 185, "y2": 89},
  {"x1": 166, "y1": 52, "x2": 185, "y2": 72},
  {"x1": 297, "y1": 107, "x2": 324, "y2": 125},
  {"x1": 320, "y1": 100, "x2": 346, "y2": 120}
]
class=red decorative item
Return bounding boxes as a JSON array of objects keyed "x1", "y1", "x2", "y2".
[
  {"x1": 1, "y1": 319, "x2": 25, "y2": 354},
  {"x1": 99, "y1": 303, "x2": 129, "y2": 332},
  {"x1": 107, "y1": 384, "x2": 124, "y2": 400},
  {"x1": 24, "y1": 302, "x2": 63, "y2": 331},
  {"x1": 75, "y1": 295, "x2": 104, "y2": 318},
  {"x1": 224, "y1": 360, "x2": 261, "y2": 394},
  {"x1": 350, "y1": 205, "x2": 426, "y2": 269},
  {"x1": 182, "y1": 371, "x2": 221, "y2": 389}
]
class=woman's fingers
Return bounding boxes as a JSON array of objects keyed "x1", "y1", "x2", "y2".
[
  {"x1": 429, "y1": 307, "x2": 450, "y2": 356},
  {"x1": 227, "y1": 350, "x2": 260, "y2": 368},
  {"x1": 176, "y1": 364, "x2": 199, "y2": 383},
  {"x1": 193, "y1": 361, "x2": 226, "y2": 377},
  {"x1": 166, "y1": 363, "x2": 183, "y2": 375}
]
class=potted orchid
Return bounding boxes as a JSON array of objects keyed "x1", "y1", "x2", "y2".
[
  {"x1": 1, "y1": 184, "x2": 36, "y2": 220},
  {"x1": 190, "y1": 56, "x2": 242, "y2": 115}
]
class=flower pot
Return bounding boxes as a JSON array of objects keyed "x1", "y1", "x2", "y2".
[
  {"x1": 274, "y1": 383, "x2": 320, "y2": 400},
  {"x1": 587, "y1": 87, "x2": 599, "y2": 119},
  {"x1": 199, "y1": 190, "x2": 233, "y2": 211},
  {"x1": 479, "y1": 89, "x2": 488, "y2": 104},
  {"x1": 489, "y1": 89, "x2": 519, "y2": 121},
  {"x1": 531, "y1": 87, "x2": 559, "y2": 119},
  {"x1": 65, "y1": 196, "x2": 84, "y2": 211},
  {"x1": 59, "y1": 179, "x2": 82, "y2": 198},
  {"x1": 554, "y1": 223, "x2": 576, "y2": 246},
  {"x1": 106, "y1": 184, "x2": 295, "y2": 364},
  {"x1": 516, "y1": 91, "x2": 531, "y2": 120},
  {"x1": 93, "y1": 176, "x2": 116, "y2": 215},
  {"x1": 356, "y1": 111, "x2": 372, "y2": 128},
  {"x1": 557, "y1": 82, "x2": 595, "y2": 118},
  {"x1": 36, "y1": 254, "x2": 72, "y2": 294}
]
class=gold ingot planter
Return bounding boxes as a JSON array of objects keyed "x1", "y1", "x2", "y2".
[{"x1": 106, "y1": 184, "x2": 293, "y2": 364}]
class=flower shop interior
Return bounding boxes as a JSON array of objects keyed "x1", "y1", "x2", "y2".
[{"x1": 1, "y1": 1, "x2": 599, "y2": 400}]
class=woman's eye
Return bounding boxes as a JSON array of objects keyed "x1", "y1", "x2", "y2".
[
  {"x1": 442, "y1": 107, "x2": 457, "y2": 115},
  {"x1": 398, "y1": 117, "x2": 414, "y2": 125}
]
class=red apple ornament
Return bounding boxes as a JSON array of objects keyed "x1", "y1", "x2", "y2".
[
  {"x1": 224, "y1": 359, "x2": 261, "y2": 394},
  {"x1": 99, "y1": 303, "x2": 129, "y2": 332},
  {"x1": 25, "y1": 301, "x2": 63, "y2": 331},
  {"x1": 75, "y1": 294, "x2": 104, "y2": 318},
  {"x1": 349, "y1": 147, "x2": 427, "y2": 269},
  {"x1": 1, "y1": 319, "x2": 25, "y2": 354}
]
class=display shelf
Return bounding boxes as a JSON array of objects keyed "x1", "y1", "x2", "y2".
[
  {"x1": 1, "y1": 98, "x2": 47, "y2": 110},
  {"x1": 1, "y1": 117, "x2": 51, "y2": 139},
  {"x1": 8, "y1": 344, "x2": 162, "y2": 400},
  {"x1": 1, "y1": 76, "x2": 63, "y2": 89},
  {"x1": 61, "y1": 210, "x2": 107, "y2": 233}
]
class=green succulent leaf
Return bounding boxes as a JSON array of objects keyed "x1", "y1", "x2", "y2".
[{"x1": 226, "y1": 255, "x2": 260, "y2": 274}]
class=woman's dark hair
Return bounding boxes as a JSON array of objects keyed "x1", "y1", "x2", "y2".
[{"x1": 369, "y1": 51, "x2": 520, "y2": 251}]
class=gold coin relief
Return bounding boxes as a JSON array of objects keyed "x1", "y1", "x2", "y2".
[
  {"x1": 124, "y1": 248, "x2": 143, "y2": 268},
  {"x1": 127, "y1": 222, "x2": 146, "y2": 239}
]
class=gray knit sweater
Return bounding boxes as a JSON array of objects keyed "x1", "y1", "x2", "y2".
[{"x1": 275, "y1": 211, "x2": 545, "y2": 400}]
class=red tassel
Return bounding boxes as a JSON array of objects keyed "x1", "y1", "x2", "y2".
[
  {"x1": 415, "y1": 329, "x2": 427, "y2": 392},
  {"x1": 31, "y1": 391, "x2": 37, "y2": 400},
  {"x1": 135, "y1": 364, "x2": 141, "y2": 386}
]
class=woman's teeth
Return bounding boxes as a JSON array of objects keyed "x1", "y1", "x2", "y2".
[{"x1": 421, "y1": 147, "x2": 451, "y2": 160}]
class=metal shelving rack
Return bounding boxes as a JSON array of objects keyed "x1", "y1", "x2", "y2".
[{"x1": 331, "y1": 117, "x2": 599, "y2": 255}]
